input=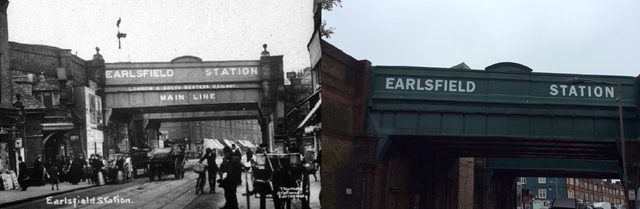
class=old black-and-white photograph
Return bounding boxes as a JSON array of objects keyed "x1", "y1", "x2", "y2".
[{"x1": 0, "y1": 1, "x2": 321, "y2": 209}]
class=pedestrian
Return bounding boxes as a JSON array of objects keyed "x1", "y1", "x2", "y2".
[
  {"x1": 47, "y1": 164, "x2": 60, "y2": 190},
  {"x1": 219, "y1": 152, "x2": 243, "y2": 209},
  {"x1": 70, "y1": 156, "x2": 84, "y2": 185},
  {"x1": 55, "y1": 156, "x2": 64, "y2": 183},
  {"x1": 198, "y1": 148, "x2": 219, "y2": 194},
  {"x1": 95, "y1": 154, "x2": 105, "y2": 185},
  {"x1": 90, "y1": 154, "x2": 99, "y2": 184},
  {"x1": 220, "y1": 146, "x2": 232, "y2": 179},
  {"x1": 77, "y1": 155, "x2": 87, "y2": 182},
  {"x1": 62, "y1": 156, "x2": 71, "y2": 182},
  {"x1": 315, "y1": 149, "x2": 321, "y2": 172},
  {"x1": 17, "y1": 156, "x2": 29, "y2": 191},
  {"x1": 246, "y1": 148, "x2": 254, "y2": 164},
  {"x1": 231, "y1": 144, "x2": 242, "y2": 158},
  {"x1": 33, "y1": 155, "x2": 44, "y2": 186},
  {"x1": 89, "y1": 154, "x2": 98, "y2": 184}
]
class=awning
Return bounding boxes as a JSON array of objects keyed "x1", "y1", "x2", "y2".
[
  {"x1": 304, "y1": 123, "x2": 321, "y2": 133},
  {"x1": 238, "y1": 140, "x2": 257, "y2": 148},
  {"x1": 222, "y1": 139, "x2": 238, "y2": 148},
  {"x1": 296, "y1": 98, "x2": 321, "y2": 130},
  {"x1": 286, "y1": 89, "x2": 320, "y2": 117},
  {"x1": 202, "y1": 138, "x2": 224, "y2": 150},
  {"x1": 42, "y1": 122, "x2": 74, "y2": 131}
]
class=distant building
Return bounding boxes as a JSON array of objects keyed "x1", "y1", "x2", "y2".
[
  {"x1": 565, "y1": 178, "x2": 624, "y2": 205},
  {"x1": 519, "y1": 177, "x2": 625, "y2": 206},
  {"x1": 519, "y1": 177, "x2": 567, "y2": 200}
]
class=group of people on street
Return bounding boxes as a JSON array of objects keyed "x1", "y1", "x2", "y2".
[
  {"x1": 198, "y1": 144, "x2": 244, "y2": 209},
  {"x1": 15, "y1": 153, "x2": 118, "y2": 191}
]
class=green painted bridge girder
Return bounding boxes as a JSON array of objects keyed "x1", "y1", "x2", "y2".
[
  {"x1": 487, "y1": 158, "x2": 621, "y2": 173},
  {"x1": 486, "y1": 158, "x2": 622, "y2": 182},
  {"x1": 367, "y1": 111, "x2": 638, "y2": 139},
  {"x1": 367, "y1": 64, "x2": 640, "y2": 164}
]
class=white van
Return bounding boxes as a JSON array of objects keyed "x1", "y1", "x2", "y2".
[{"x1": 593, "y1": 202, "x2": 611, "y2": 209}]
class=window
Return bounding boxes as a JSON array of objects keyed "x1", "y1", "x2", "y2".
[
  {"x1": 34, "y1": 91, "x2": 60, "y2": 108},
  {"x1": 569, "y1": 178, "x2": 574, "y2": 185},
  {"x1": 539, "y1": 189, "x2": 547, "y2": 198},
  {"x1": 52, "y1": 92, "x2": 60, "y2": 107},
  {"x1": 568, "y1": 190, "x2": 574, "y2": 198},
  {"x1": 539, "y1": 177, "x2": 546, "y2": 184},
  {"x1": 576, "y1": 179, "x2": 579, "y2": 185},
  {"x1": 520, "y1": 177, "x2": 526, "y2": 184}
]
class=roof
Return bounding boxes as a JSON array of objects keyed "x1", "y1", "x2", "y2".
[
  {"x1": 550, "y1": 198, "x2": 577, "y2": 209},
  {"x1": 33, "y1": 74, "x2": 60, "y2": 91},
  {"x1": 12, "y1": 82, "x2": 45, "y2": 109}
]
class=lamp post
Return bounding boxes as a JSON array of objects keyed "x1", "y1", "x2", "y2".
[{"x1": 565, "y1": 78, "x2": 629, "y2": 207}]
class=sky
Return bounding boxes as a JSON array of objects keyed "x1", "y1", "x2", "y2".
[
  {"x1": 323, "y1": 1, "x2": 640, "y2": 77},
  {"x1": 8, "y1": 0, "x2": 314, "y2": 73}
]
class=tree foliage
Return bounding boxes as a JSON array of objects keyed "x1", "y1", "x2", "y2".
[{"x1": 321, "y1": 0, "x2": 342, "y2": 39}]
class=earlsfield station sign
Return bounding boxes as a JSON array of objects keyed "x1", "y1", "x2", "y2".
[
  {"x1": 371, "y1": 65, "x2": 634, "y2": 110},
  {"x1": 104, "y1": 60, "x2": 263, "y2": 106},
  {"x1": 384, "y1": 77, "x2": 616, "y2": 98}
]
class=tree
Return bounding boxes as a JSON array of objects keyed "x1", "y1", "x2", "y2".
[{"x1": 321, "y1": 0, "x2": 342, "y2": 38}]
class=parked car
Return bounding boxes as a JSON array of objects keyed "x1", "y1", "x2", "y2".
[
  {"x1": 593, "y1": 202, "x2": 611, "y2": 209},
  {"x1": 550, "y1": 198, "x2": 579, "y2": 209}
]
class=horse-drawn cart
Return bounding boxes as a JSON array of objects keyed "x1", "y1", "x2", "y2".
[{"x1": 251, "y1": 153, "x2": 311, "y2": 209}]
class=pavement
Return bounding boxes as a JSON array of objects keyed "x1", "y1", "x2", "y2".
[
  {"x1": 0, "y1": 159, "x2": 201, "y2": 207},
  {"x1": 0, "y1": 180, "x2": 97, "y2": 208},
  {"x1": 0, "y1": 158, "x2": 322, "y2": 209}
]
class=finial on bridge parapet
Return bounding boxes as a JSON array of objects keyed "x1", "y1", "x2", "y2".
[
  {"x1": 261, "y1": 44, "x2": 270, "y2": 57},
  {"x1": 93, "y1": 46, "x2": 104, "y2": 60}
]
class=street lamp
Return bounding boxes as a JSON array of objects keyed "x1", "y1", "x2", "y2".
[{"x1": 564, "y1": 78, "x2": 628, "y2": 207}]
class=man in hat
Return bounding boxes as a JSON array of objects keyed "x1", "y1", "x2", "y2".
[
  {"x1": 199, "y1": 148, "x2": 219, "y2": 194},
  {"x1": 18, "y1": 156, "x2": 29, "y2": 190}
]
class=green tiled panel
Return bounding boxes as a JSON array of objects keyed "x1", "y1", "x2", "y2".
[
  {"x1": 508, "y1": 115, "x2": 530, "y2": 137},
  {"x1": 530, "y1": 116, "x2": 553, "y2": 138},
  {"x1": 573, "y1": 118, "x2": 595, "y2": 138},
  {"x1": 465, "y1": 114, "x2": 486, "y2": 136},
  {"x1": 552, "y1": 117, "x2": 573, "y2": 138},
  {"x1": 395, "y1": 112, "x2": 418, "y2": 134},
  {"x1": 442, "y1": 114, "x2": 464, "y2": 135},
  {"x1": 487, "y1": 115, "x2": 509, "y2": 136}
]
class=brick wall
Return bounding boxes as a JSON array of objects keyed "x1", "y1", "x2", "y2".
[
  {"x1": 321, "y1": 40, "x2": 372, "y2": 209},
  {"x1": 9, "y1": 42, "x2": 88, "y2": 86},
  {"x1": 459, "y1": 157, "x2": 475, "y2": 209}
]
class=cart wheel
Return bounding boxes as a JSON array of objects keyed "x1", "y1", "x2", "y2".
[
  {"x1": 174, "y1": 159, "x2": 181, "y2": 179},
  {"x1": 133, "y1": 165, "x2": 137, "y2": 178},
  {"x1": 181, "y1": 159, "x2": 186, "y2": 178},
  {"x1": 149, "y1": 165, "x2": 155, "y2": 181},
  {"x1": 302, "y1": 170, "x2": 311, "y2": 209}
]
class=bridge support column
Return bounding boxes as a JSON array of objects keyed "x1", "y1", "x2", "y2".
[
  {"x1": 624, "y1": 140, "x2": 640, "y2": 209},
  {"x1": 474, "y1": 158, "x2": 487, "y2": 209},
  {"x1": 354, "y1": 134, "x2": 378, "y2": 209},
  {"x1": 259, "y1": 117, "x2": 271, "y2": 149}
]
